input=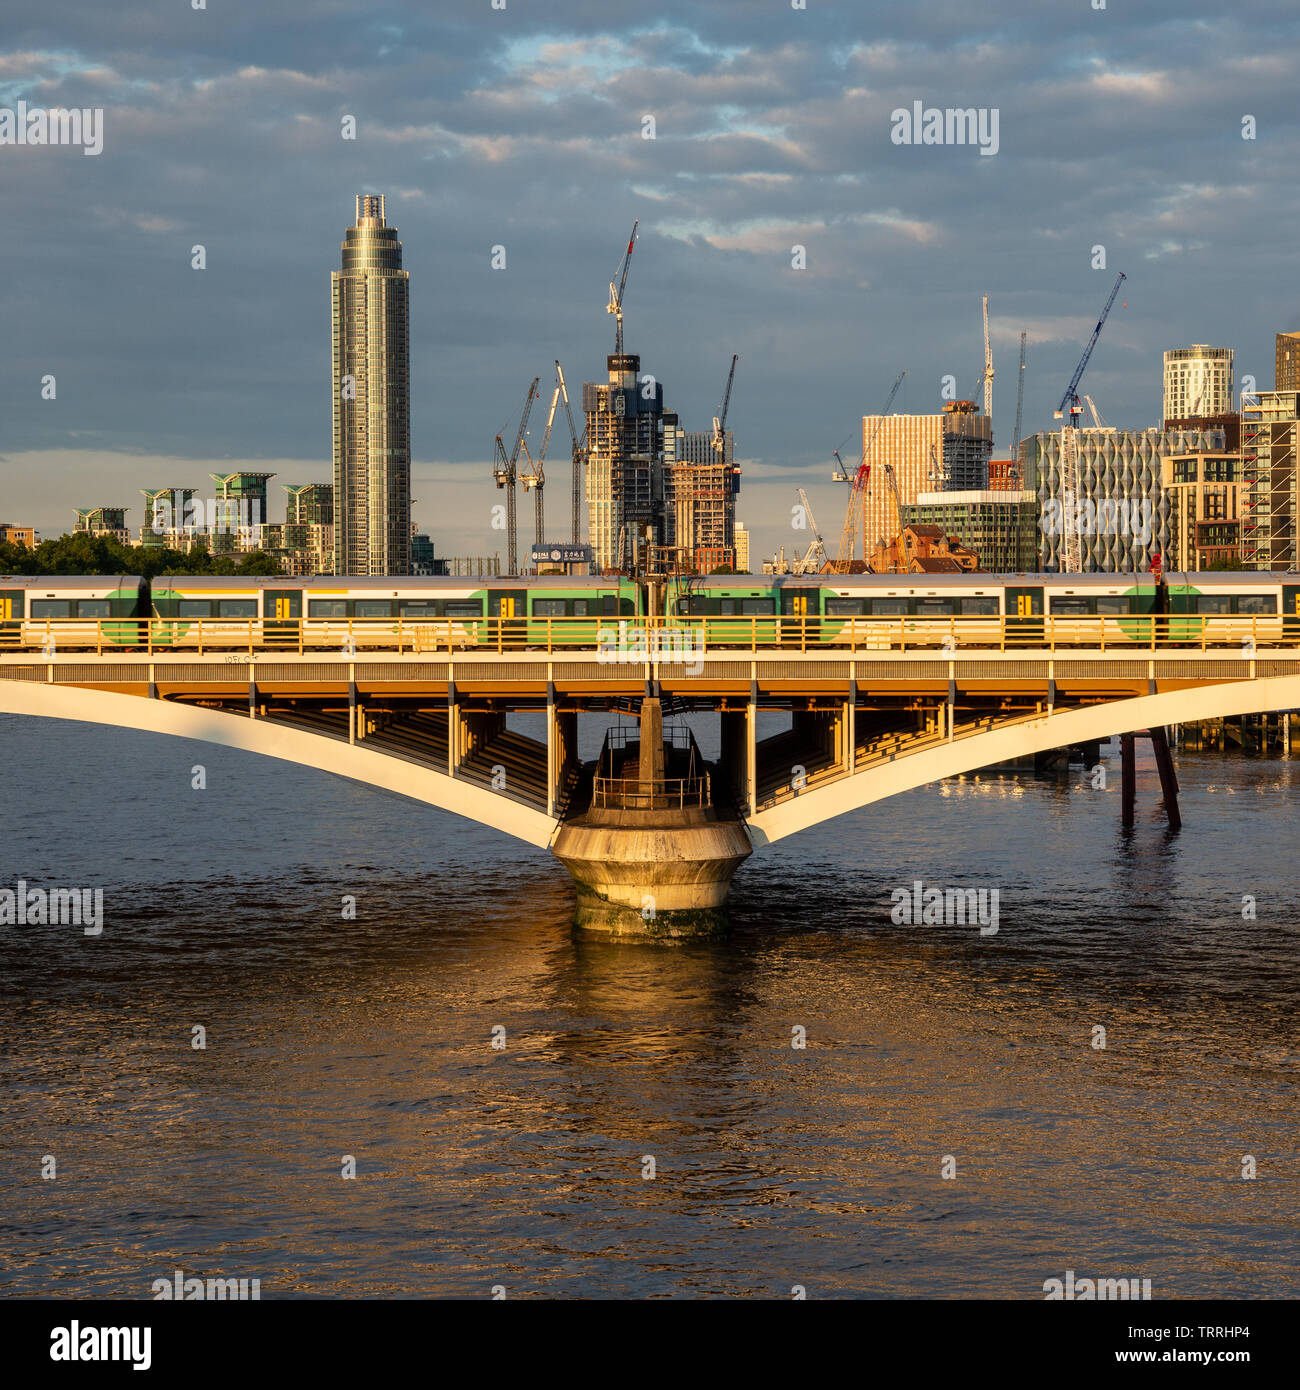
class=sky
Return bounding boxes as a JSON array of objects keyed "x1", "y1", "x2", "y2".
[{"x1": 2, "y1": 0, "x2": 1299, "y2": 569}]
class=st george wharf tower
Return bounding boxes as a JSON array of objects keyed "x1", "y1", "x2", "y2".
[{"x1": 331, "y1": 194, "x2": 411, "y2": 575}]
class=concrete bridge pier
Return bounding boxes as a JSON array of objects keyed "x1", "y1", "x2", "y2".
[{"x1": 550, "y1": 697, "x2": 752, "y2": 940}]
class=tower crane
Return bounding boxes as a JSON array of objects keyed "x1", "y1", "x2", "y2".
[
  {"x1": 981, "y1": 294, "x2": 994, "y2": 423},
  {"x1": 521, "y1": 383, "x2": 561, "y2": 560},
  {"x1": 493, "y1": 374, "x2": 540, "y2": 576},
  {"x1": 1054, "y1": 271, "x2": 1126, "y2": 571},
  {"x1": 554, "y1": 360, "x2": 585, "y2": 545},
  {"x1": 834, "y1": 369, "x2": 906, "y2": 571},
  {"x1": 607, "y1": 220, "x2": 639, "y2": 355},
  {"x1": 713, "y1": 353, "x2": 738, "y2": 457},
  {"x1": 792, "y1": 487, "x2": 828, "y2": 574}
]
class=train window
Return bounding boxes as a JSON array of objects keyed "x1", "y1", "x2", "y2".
[
  {"x1": 218, "y1": 600, "x2": 257, "y2": 619},
  {"x1": 741, "y1": 598, "x2": 775, "y2": 615},
  {"x1": 826, "y1": 598, "x2": 868, "y2": 616},
  {"x1": 720, "y1": 599, "x2": 736, "y2": 615},
  {"x1": 915, "y1": 599, "x2": 955, "y2": 616},
  {"x1": 31, "y1": 599, "x2": 72, "y2": 619},
  {"x1": 534, "y1": 599, "x2": 566, "y2": 617},
  {"x1": 871, "y1": 598, "x2": 908, "y2": 615},
  {"x1": 1050, "y1": 598, "x2": 1090, "y2": 615},
  {"x1": 602, "y1": 595, "x2": 618, "y2": 616},
  {"x1": 573, "y1": 600, "x2": 589, "y2": 617},
  {"x1": 310, "y1": 599, "x2": 349, "y2": 618},
  {"x1": 179, "y1": 601, "x2": 212, "y2": 619},
  {"x1": 959, "y1": 597, "x2": 998, "y2": 615},
  {"x1": 355, "y1": 601, "x2": 393, "y2": 619},
  {"x1": 1096, "y1": 596, "x2": 1130, "y2": 614},
  {"x1": 677, "y1": 597, "x2": 708, "y2": 616},
  {"x1": 1237, "y1": 595, "x2": 1276, "y2": 614},
  {"x1": 1196, "y1": 595, "x2": 1231, "y2": 614},
  {"x1": 445, "y1": 602, "x2": 482, "y2": 618},
  {"x1": 77, "y1": 599, "x2": 112, "y2": 618},
  {"x1": 399, "y1": 601, "x2": 439, "y2": 618}
]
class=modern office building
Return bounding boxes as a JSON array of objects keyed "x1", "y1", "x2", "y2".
[
  {"x1": 860, "y1": 403, "x2": 992, "y2": 563},
  {"x1": 583, "y1": 352, "x2": 665, "y2": 571},
  {"x1": 1240, "y1": 390, "x2": 1300, "y2": 570},
  {"x1": 662, "y1": 419, "x2": 740, "y2": 571},
  {"x1": 332, "y1": 194, "x2": 411, "y2": 575},
  {"x1": 903, "y1": 490, "x2": 1039, "y2": 572},
  {"x1": 1161, "y1": 450, "x2": 1242, "y2": 570},
  {"x1": 1023, "y1": 426, "x2": 1224, "y2": 571},
  {"x1": 733, "y1": 521, "x2": 750, "y2": 573},
  {"x1": 258, "y1": 483, "x2": 334, "y2": 575},
  {"x1": 1163, "y1": 346, "x2": 1233, "y2": 425}
]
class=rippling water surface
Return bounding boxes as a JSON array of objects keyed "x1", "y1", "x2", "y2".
[{"x1": 1, "y1": 715, "x2": 1297, "y2": 1298}]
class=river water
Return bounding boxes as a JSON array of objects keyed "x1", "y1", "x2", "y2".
[{"x1": 1, "y1": 715, "x2": 1296, "y2": 1299}]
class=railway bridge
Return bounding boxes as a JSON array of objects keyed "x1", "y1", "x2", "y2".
[{"x1": 5, "y1": 640, "x2": 1300, "y2": 937}]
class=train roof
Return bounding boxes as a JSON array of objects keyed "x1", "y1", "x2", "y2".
[
  {"x1": 147, "y1": 575, "x2": 630, "y2": 590},
  {"x1": 0, "y1": 574, "x2": 143, "y2": 589},
  {"x1": 683, "y1": 572, "x2": 1160, "y2": 590}
]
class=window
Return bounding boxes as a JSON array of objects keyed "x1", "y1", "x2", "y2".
[
  {"x1": 573, "y1": 600, "x2": 589, "y2": 617},
  {"x1": 399, "y1": 601, "x2": 439, "y2": 618},
  {"x1": 826, "y1": 597, "x2": 868, "y2": 616},
  {"x1": 445, "y1": 601, "x2": 482, "y2": 618},
  {"x1": 310, "y1": 599, "x2": 349, "y2": 619},
  {"x1": 77, "y1": 599, "x2": 112, "y2": 619},
  {"x1": 534, "y1": 599, "x2": 566, "y2": 617},
  {"x1": 677, "y1": 596, "x2": 708, "y2": 616},
  {"x1": 1095, "y1": 595, "x2": 1131, "y2": 615},
  {"x1": 354, "y1": 600, "x2": 393, "y2": 619},
  {"x1": 741, "y1": 598, "x2": 774, "y2": 615},
  {"x1": 218, "y1": 599, "x2": 257, "y2": 619},
  {"x1": 960, "y1": 597, "x2": 998, "y2": 616},
  {"x1": 1196, "y1": 595, "x2": 1231, "y2": 613},
  {"x1": 871, "y1": 598, "x2": 908, "y2": 615},
  {"x1": 179, "y1": 601, "x2": 212, "y2": 619},
  {"x1": 31, "y1": 599, "x2": 72, "y2": 619},
  {"x1": 1051, "y1": 598, "x2": 1090, "y2": 615},
  {"x1": 719, "y1": 599, "x2": 736, "y2": 615},
  {"x1": 1237, "y1": 595, "x2": 1275, "y2": 614},
  {"x1": 914, "y1": 598, "x2": 955, "y2": 616},
  {"x1": 602, "y1": 595, "x2": 618, "y2": 616}
]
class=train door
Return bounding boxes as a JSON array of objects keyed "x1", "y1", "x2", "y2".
[
  {"x1": 781, "y1": 589, "x2": 811, "y2": 645},
  {"x1": 1284, "y1": 584, "x2": 1300, "y2": 642},
  {"x1": 263, "y1": 589, "x2": 302, "y2": 645},
  {"x1": 489, "y1": 589, "x2": 527, "y2": 647},
  {"x1": 0, "y1": 589, "x2": 22, "y2": 647},
  {"x1": 1006, "y1": 585, "x2": 1044, "y2": 644}
]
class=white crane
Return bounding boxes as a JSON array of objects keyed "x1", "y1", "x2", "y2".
[
  {"x1": 982, "y1": 294, "x2": 994, "y2": 424},
  {"x1": 792, "y1": 487, "x2": 829, "y2": 574}
]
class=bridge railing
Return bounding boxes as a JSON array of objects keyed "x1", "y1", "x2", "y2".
[
  {"x1": 1, "y1": 613, "x2": 1297, "y2": 656},
  {"x1": 591, "y1": 773, "x2": 711, "y2": 811}
]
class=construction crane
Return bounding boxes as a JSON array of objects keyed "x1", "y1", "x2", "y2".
[
  {"x1": 713, "y1": 353, "x2": 738, "y2": 458},
  {"x1": 981, "y1": 294, "x2": 994, "y2": 423},
  {"x1": 492, "y1": 375, "x2": 540, "y2": 576},
  {"x1": 554, "y1": 360, "x2": 584, "y2": 545},
  {"x1": 1054, "y1": 272, "x2": 1126, "y2": 571},
  {"x1": 1010, "y1": 330, "x2": 1027, "y2": 481},
  {"x1": 833, "y1": 369, "x2": 906, "y2": 572},
  {"x1": 607, "y1": 220, "x2": 639, "y2": 355},
  {"x1": 521, "y1": 383, "x2": 561, "y2": 559},
  {"x1": 1083, "y1": 394, "x2": 1109, "y2": 429},
  {"x1": 792, "y1": 487, "x2": 828, "y2": 574},
  {"x1": 883, "y1": 464, "x2": 904, "y2": 539}
]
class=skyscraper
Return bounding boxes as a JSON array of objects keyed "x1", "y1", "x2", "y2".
[
  {"x1": 332, "y1": 194, "x2": 411, "y2": 575},
  {"x1": 583, "y1": 352, "x2": 664, "y2": 571}
]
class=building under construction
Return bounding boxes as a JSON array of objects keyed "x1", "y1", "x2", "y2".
[{"x1": 662, "y1": 421, "x2": 740, "y2": 572}]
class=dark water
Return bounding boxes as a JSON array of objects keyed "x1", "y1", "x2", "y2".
[{"x1": 1, "y1": 714, "x2": 1297, "y2": 1299}]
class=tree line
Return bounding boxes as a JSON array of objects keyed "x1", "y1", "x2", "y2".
[{"x1": 0, "y1": 532, "x2": 282, "y2": 577}]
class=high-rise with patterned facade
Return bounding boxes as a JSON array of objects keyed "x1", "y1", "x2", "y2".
[
  {"x1": 1163, "y1": 346, "x2": 1233, "y2": 424},
  {"x1": 332, "y1": 194, "x2": 410, "y2": 575}
]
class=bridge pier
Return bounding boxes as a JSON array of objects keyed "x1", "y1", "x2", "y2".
[{"x1": 551, "y1": 697, "x2": 752, "y2": 940}]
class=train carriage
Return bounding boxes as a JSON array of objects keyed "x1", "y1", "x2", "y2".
[
  {"x1": 0, "y1": 575, "x2": 145, "y2": 650},
  {"x1": 1163, "y1": 572, "x2": 1292, "y2": 644}
]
